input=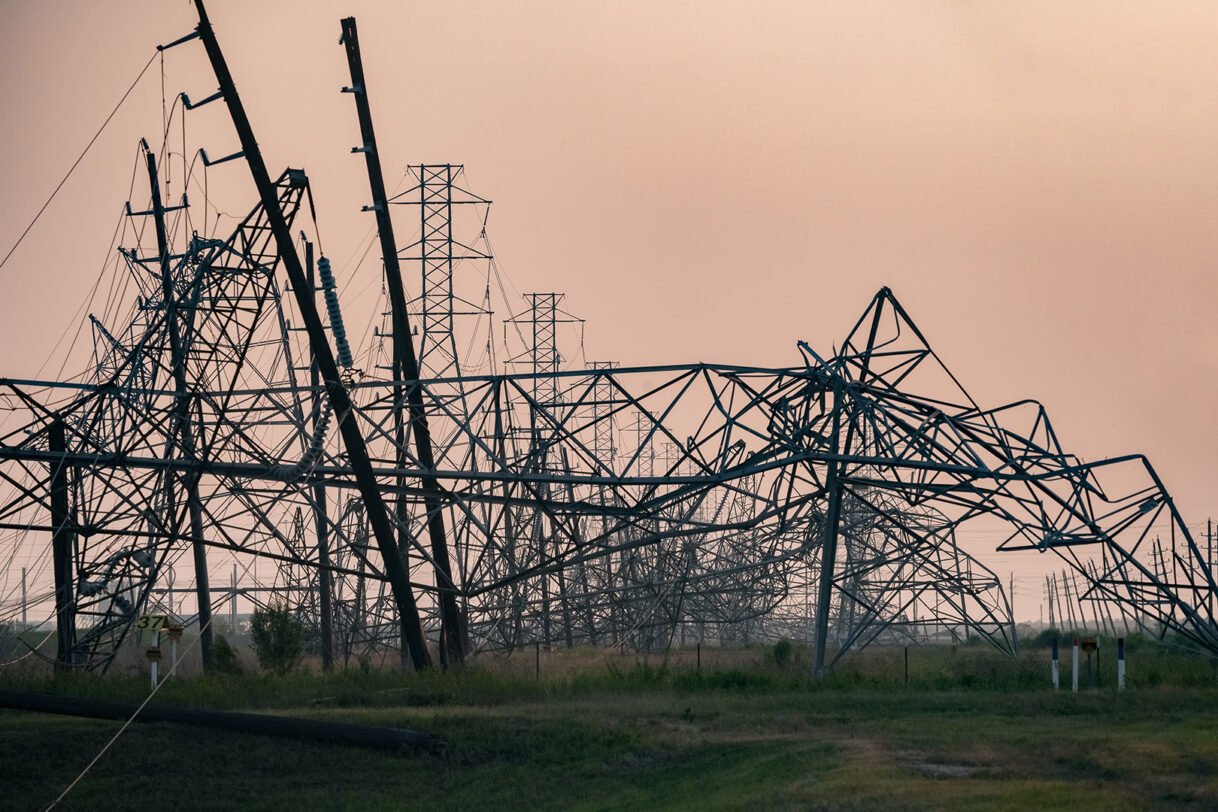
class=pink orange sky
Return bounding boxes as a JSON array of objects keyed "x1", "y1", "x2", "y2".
[{"x1": 2, "y1": 2, "x2": 1217, "y2": 617}]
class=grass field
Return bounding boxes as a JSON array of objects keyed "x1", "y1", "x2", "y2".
[{"x1": 2, "y1": 639, "x2": 1217, "y2": 810}]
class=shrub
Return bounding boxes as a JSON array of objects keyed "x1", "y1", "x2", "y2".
[
  {"x1": 772, "y1": 638, "x2": 795, "y2": 670},
  {"x1": 1025, "y1": 628, "x2": 1061, "y2": 649},
  {"x1": 211, "y1": 634, "x2": 244, "y2": 675},
  {"x1": 250, "y1": 602, "x2": 305, "y2": 676}
]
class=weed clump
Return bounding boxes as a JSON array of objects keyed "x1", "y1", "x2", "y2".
[
  {"x1": 250, "y1": 602, "x2": 305, "y2": 676},
  {"x1": 772, "y1": 639, "x2": 795, "y2": 670},
  {"x1": 211, "y1": 634, "x2": 244, "y2": 675}
]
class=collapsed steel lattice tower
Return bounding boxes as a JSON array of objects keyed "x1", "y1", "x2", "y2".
[{"x1": 1, "y1": 3, "x2": 1215, "y2": 676}]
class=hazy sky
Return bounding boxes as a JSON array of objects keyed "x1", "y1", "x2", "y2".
[{"x1": 2, "y1": 2, "x2": 1217, "y2": 616}]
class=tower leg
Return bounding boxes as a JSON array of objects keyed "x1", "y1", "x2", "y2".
[
  {"x1": 813, "y1": 387, "x2": 845, "y2": 678},
  {"x1": 49, "y1": 419, "x2": 76, "y2": 671}
]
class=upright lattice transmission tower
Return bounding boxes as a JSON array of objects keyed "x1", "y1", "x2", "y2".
[
  {"x1": 394, "y1": 164, "x2": 491, "y2": 381},
  {"x1": 588, "y1": 361, "x2": 618, "y2": 469},
  {"x1": 506, "y1": 293, "x2": 583, "y2": 412}
]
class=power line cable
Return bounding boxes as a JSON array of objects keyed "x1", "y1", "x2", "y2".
[{"x1": 0, "y1": 51, "x2": 158, "y2": 274}]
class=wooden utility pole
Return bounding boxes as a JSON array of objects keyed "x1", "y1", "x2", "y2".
[
  {"x1": 49, "y1": 419, "x2": 76, "y2": 670},
  {"x1": 339, "y1": 15, "x2": 466, "y2": 667},
  {"x1": 143, "y1": 143, "x2": 214, "y2": 670},
  {"x1": 181, "y1": 0, "x2": 433, "y2": 669}
]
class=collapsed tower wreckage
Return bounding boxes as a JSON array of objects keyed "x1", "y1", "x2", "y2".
[{"x1": 1, "y1": 3, "x2": 1215, "y2": 676}]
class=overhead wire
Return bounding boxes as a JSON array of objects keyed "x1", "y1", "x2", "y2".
[
  {"x1": 0, "y1": 51, "x2": 159, "y2": 274},
  {"x1": 0, "y1": 142, "x2": 147, "y2": 450},
  {"x1": 0, "y1": 34, "x2": 269, "y2": 687},
  {"x1": 44, "y1": 596, "x2": 212, "y2": 810},
  {"x1": 44, "y1": 484, "x2": 295, "y2": 808},
  {"x1": 47, "y1": 143, "x2": 148, "y2": 383}
]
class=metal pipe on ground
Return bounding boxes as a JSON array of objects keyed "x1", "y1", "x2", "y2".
[{"x1": 0, "y1": 691, "x2": 442, "y2": 752}]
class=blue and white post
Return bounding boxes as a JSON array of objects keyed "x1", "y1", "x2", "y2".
[
  {"x1": 145, "y1": 645, "x2": 161, "y2": 691},
  {"x1": 1051, "y1": 638, "x2": 1060, "y2": 690},
  {"x1": 1072, "y1": 637, "x2": 1080, "y2": 693},
  {"x1": 1117, "y1": 637, "x2": 1126, "y2": 691}
]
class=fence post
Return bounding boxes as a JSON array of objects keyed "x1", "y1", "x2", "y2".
[
  {"x1": 230, "y1": 564, "x2": 237, "y2": 633},
  {"x1": 1072, "y1": 637, "x2": 1079, "y2": 693},
  {"x1": 1117, "y1": 637, "x2": 1126, "y2": 691},
  {"x1": 1051, "y1": 638, "x2": 1059, "y2": 690}
]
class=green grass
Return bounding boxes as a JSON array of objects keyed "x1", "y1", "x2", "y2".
[{"x1": 3, "y1": 641, "x2": 1218, "y2": 810}]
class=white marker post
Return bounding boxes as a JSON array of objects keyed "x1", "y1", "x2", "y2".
[
  {"x1": 1051, "y1": 637, "x2": 1060, "y2": 690},
  {"x1": 231, "y1": 564, "x2": 238, "y2": 633},
  {"x1": 146, "y1": 646, "x2": 162, "y2": 691},
  {"x1": 167, "y1": 624, "x2": 183, "y2": 676},
  {"x1": 1072, "y1": 637, "x2": 1080, "y2": 693},
  {"x1": 1117, "y1": 637, "x2": 1126, "y2": 691}
]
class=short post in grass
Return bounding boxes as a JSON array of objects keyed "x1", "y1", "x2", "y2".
[
  {"x1": 696, "y1": 642, "x2": 701, "y2": 673},
  {"x1": 1072, "y1": 637, "x2": 1080, "y2": 693},
  {"x1": 1117, "y1": 637, "x2": 1126, "y2": 690},
  {"x1": 231, "y1": 563, "x2": 238, "y2": 626},
  {"x1": 145, "y1": 645, "x2": 162, "y2": 690},
  {"x1": 1082, "y1": 638, "x2": 1097, "y2": 689},
  {"x1": 535, "y1": 640, "x2": 540, "y2": 681},
  {"x1": 1051, "y1": 637, "x2": 1060, "y2": 690},
  {"x1": 904, "y1": 645, "x2": 909, "y2": 687},
  {"x1": 167, "y1": 623, "x2": 183, "y2": 676}
]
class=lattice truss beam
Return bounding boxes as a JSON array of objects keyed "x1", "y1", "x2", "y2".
[
  {"x1": 0, "y1": 7, "x2": 1212, "y2": 670},
  {"x1": 1, "y1": 204, "x2": 1214, "y2": 667}
]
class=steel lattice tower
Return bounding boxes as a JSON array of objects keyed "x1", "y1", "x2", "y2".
[
  {"x1": 8, "y1": 5, "x2": 1218, "y2": 679},
  {"x1": 588, "y1": 361, "x2": 618, "y2": 467},
  {"x1": 394, "y1": 164, "x2": 490, "y2": 381},
  {"x1": 507, "y1": 293, "x2": 583, "y2": 411}
]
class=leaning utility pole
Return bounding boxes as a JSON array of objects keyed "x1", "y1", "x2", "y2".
[
  {"x1": 171, "y1": 0, "x2": 433, "y2": 670},
  {"x1": 49, "y1": 419, "x2": 76, "y2": 670},
  {"x1": 142, "y1": 142, "x2": 215, "y2": 671},
  {"x1": 340, "y1": 15, "x2": 466, "y2": 667}
]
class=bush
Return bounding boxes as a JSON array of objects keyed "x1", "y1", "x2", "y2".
[
  {"x1": 1025, "y1": 628, "x2": 1061, "y2": 649},
  {"x1": 211, "y1": 634, "x2": 244, "y2": 675},
  {"x1": 250, "y1": 602, "x2": 305, "y2": 676},
  {"x1": 772, "y1": 638, "x2": 795, "y2": 670}
]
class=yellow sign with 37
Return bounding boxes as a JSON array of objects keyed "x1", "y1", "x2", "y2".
[{"x1": 136, "y1": 615, "x2": 168, "y2": 631}]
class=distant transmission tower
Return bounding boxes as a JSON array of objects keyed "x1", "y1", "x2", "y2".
[
  {"x1": 394, "y1": 164, "x2": 491, "y2": 380},
  {"x1": 502, "y1": 293, "x2": 584, "y2": 644},
  {"x1": 506, "y1": 293, "x2": 583, "y2": 412},
  {"x1": 588, "y1": 361, "x2": 619, "y2": 469}
]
